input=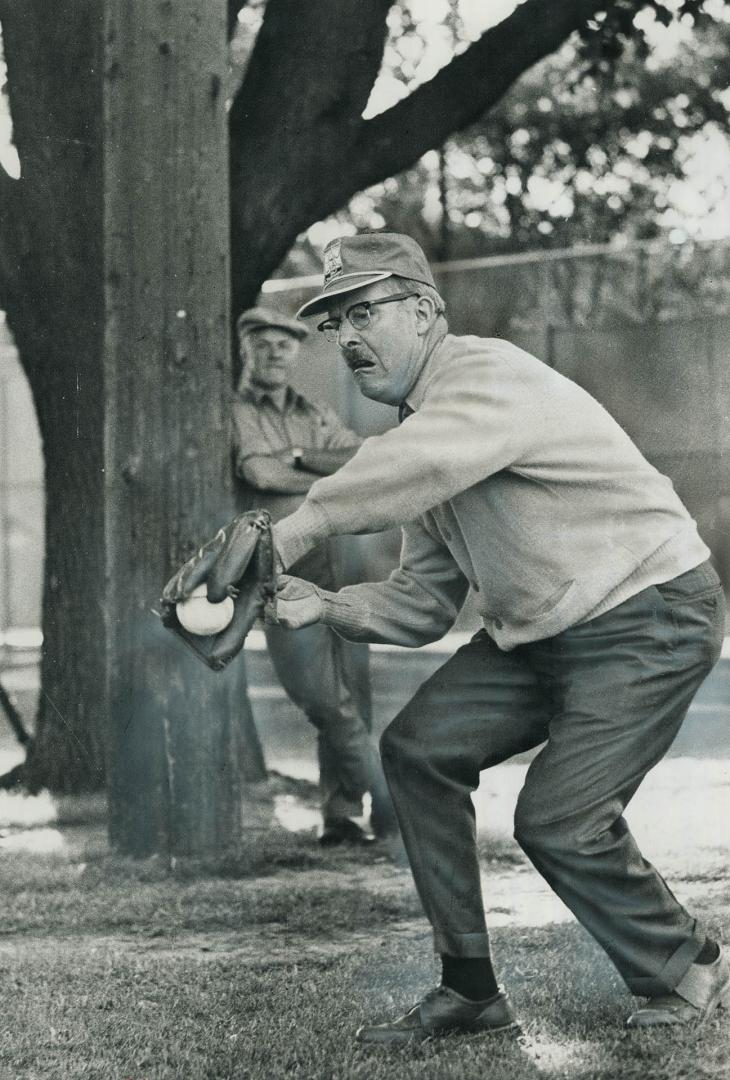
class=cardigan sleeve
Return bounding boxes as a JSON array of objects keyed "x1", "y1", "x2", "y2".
[{"x1": 315, "y1": 518, "x2": 469, "y2": 647}]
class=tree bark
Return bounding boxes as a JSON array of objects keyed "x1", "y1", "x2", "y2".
[
  {"x1": 0, "y1": 1, "x2": 107, "y2": 792},
  {"x1": 0, "y1": 1, "x2": 267, "y2": 806},
  {"x1": 103, "y1": 0, "x2": 258, "y2": 855},
  {"x1": 229, "y1": 0, "x2": 391, "y2": 312}
]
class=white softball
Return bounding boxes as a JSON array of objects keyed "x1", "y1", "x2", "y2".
[{"x1": 176, "y1": 584, "x2": 234, "y2": 636}]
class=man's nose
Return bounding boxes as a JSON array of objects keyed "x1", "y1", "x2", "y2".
[{"x1": 337, "y1": 321, "x2": 360, "y2": 349}]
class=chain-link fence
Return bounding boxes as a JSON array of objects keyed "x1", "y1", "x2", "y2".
[{"x1": 439, "y1": 239, "x2": 730, "y2": 343}]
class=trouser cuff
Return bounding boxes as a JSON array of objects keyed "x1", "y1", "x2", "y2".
[
  {"x1": 624, "y1": 929, "x2": 706, "y2": 997},
  {"x1": 433, "y1": 929, "x2": 491, "y2": 958}
]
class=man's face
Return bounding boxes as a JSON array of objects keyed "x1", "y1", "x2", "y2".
[
  {"x1": 323, "y1": 281, "x2": 425, "y2": 405},
  {"x1": 243, "y1": 328, "x2": 299, "y2": 392}
]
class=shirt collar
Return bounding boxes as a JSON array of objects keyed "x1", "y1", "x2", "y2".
[
  {"x1": 400, "y1": 329, "x2": 451, "y2": 415},
  {"x1": 239, "y1": 383, "x2": 298, "y2": 412}
]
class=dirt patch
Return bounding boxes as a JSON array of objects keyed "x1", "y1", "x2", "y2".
[{"x1": 0, "y1": 916, "x2": 430, "y2": 969}]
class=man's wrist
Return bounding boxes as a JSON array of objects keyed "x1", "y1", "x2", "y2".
[
  {"x1": 314, "y1": 586, "x2": 337, "y2": 624},
  {"x1": 272, "y1": 505, "x2": 332, "y2": 571}
]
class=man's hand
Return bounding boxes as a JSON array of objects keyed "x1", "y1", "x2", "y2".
[
  {"x1": 268, "y1": 575, "x2": 325, "y2": 629},
  {"x1": 293, "y1": 446, "x2": 360, "y2": 475},
  {"x1": 159, "y1": 510, "x2": 276, "y2": 670},
  {"x1": 239, "y1": 454, "x2": 315, "y2": 495}
]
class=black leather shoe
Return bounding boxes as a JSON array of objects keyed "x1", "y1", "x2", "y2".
[
  {"x1": 356, "y1": 985, "x2": 519, "y2": 1045},
  {"x1": 318, "y1": 818, "x2": 376, "y2": 847}
]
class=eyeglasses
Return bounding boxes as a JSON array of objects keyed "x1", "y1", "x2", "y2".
[{"x1": 317, "y1": 291, "x2": 420, "y2": 341}]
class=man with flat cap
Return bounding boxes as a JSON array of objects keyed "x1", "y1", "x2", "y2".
[
  {"x1": 233, "y1": 305, "x2": 396, "y2": 846},
  {"x1": 181, "y1": 238, "x2": 728, "y2": 1038}
]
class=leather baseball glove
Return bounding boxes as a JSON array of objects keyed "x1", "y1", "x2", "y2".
[{"x1": 160, "y1": 509, "x2": 276, "y2": 670}]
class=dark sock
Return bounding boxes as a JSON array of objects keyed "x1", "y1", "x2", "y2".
[
  {"x1": 695, "y1": 939, "x2": 720, "y2": 965},
  {"x1": 441, "y1": 955, "x2": 499, "y2": 1002}
]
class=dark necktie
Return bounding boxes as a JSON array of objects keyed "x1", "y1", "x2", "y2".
[{"x1": 398, "y1": 401, "x2": 414, "y2": 424}]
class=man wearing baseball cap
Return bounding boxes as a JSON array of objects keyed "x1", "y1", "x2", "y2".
[
  {"x1": 188, "y1": 234, "x2": 727, "y2": 1039},
  {"x1": 232, "y1": 305, "x2": 397, "y2": 847}
]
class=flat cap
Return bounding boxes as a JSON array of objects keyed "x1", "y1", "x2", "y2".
[
  {"x1": 236, "y1": 306, "x2": 308, "y2": 340},
  {"x1": 296, "y1": 233, "x2": 437, "y2": 319}
]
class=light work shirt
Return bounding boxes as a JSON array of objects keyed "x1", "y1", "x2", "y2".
[
  {"x1": 232, "y1": 383, "x2": 360, "y2": 520},
  {"x1": 232, "y1": 383, "x2": 361, "y2": 585}
]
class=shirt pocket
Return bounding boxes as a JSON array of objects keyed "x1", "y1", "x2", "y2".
[{"x1": 653, "y1": 561, "x2": 722, "y2": 607}]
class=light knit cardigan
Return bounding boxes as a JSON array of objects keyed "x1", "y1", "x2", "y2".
[{"x1": 274, "y1": 334, "x2": 709, "y2": 650}]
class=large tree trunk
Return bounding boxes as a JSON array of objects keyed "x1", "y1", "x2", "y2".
[
  {"x1": 0, "y1": 1, "x2": 107, "y2": 792},
  {"x1": 29, "y1": 372, "x2": 107, "y2": 792},
  {"x1": 0, "y1": 1, "x2": 266, "y2": 808}
]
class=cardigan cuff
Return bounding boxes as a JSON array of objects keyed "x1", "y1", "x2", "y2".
[
  {"x1": 318, "y1": 590, "x2": 371, "y2": 640},
  {"x1": 272, "y1": 502, "x2": 333, "y2": 571}
]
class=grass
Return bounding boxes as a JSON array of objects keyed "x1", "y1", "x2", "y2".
[
  {"x1": 2, "y1": 916, "x2": 728, "y2": 1079},
  {"x1": 0, "y1": 844, "x2": 422, "y2": 939},
  {"x1": 0, "y1": 807, "x2": 727, "y2": 1079}
]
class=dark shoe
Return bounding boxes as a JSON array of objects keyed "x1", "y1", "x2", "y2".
[
  {"x1": 626, "y1": 948, "x2": 730, "y2": 1028},
  {"x1": 356, "y1": 984, "x2": 519, "y2": 1045},
  {"x1": 318, "y1": 817, "x2": 376, "y2": 847}
]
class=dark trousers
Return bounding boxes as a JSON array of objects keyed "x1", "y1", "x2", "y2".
[
  {"x1": 265, "y1": 622, "x2": 384, "y2": 821},
  {"x1": 380, "y1": 562, "x2": 725, "y2": 995}
]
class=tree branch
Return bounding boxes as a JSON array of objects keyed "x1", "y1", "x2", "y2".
[
  {"x1": 230, "y1": 0, "x2": 390, "y2": 153},
  {"x1": 228, "y1": 0, "x2": 391, "y2": 307},
  {"x1": 227, "y1": 0, "x2": 611, "y2": 304},
  {"x1": 349, "y1": 0, "x2": 608, "y2": 193}
]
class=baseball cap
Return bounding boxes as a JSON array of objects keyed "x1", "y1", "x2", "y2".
[
  {"x1": 236, "y1": 305, "x2": 308, "y2": 340},
  {"x1": 296, "y1": 233, "x2": 437, "y2": 319}
]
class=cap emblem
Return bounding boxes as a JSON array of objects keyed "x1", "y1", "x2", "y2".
[{"x1": 323, "y1": 239, "x2": 343, "y2": 286}]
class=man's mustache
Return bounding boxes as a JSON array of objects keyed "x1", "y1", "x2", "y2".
[{"x1": 342, "y1": 348, "x2": 375, "y2": 372}]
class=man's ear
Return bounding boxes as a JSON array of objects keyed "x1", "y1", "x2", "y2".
[{"x1": 415, "y1": 294, "x2": 437, "y2": 335}]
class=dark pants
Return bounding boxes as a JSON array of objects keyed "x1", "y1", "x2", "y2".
[
  {"x1": 380, "y1": 562, "x2": 725, "y2": 995},
  {"x1": 265, "y1": 622, "x2": 386, "y2": 821}
]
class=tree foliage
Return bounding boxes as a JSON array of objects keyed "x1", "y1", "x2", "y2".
[
  {"x1": 450, "y1": 14, "x2": 730, "y2": 251},
  {"x1": 290, "y1": 2, "x2": 730, "y2": 263}
]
